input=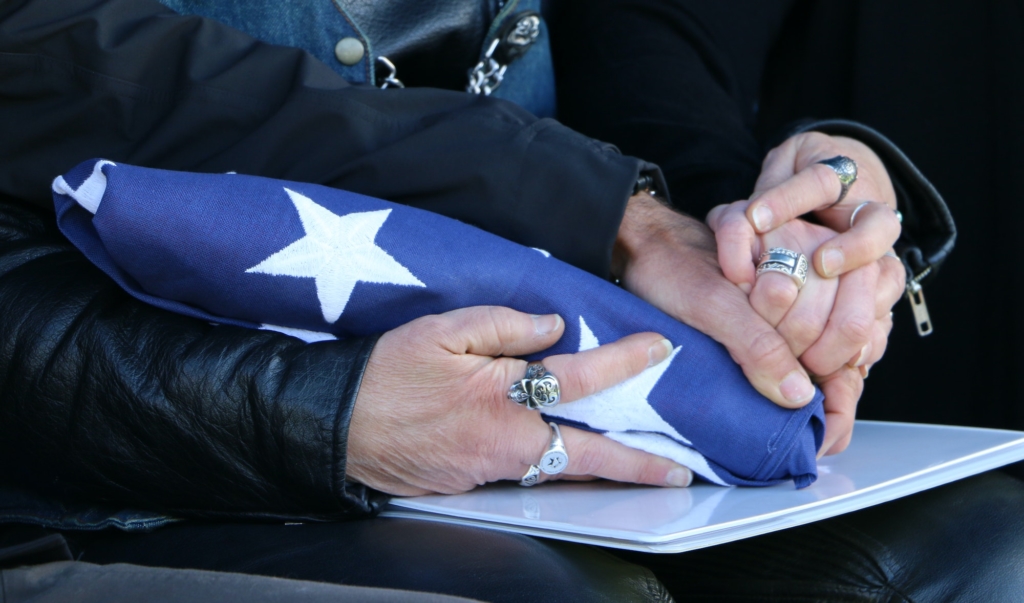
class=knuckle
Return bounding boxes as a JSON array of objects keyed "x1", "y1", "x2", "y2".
[
  {"x1": 799, "y1": 350, "x2": 834, "y2": 379},
  {"x1": 860, "y1": 259, "x2": 881, "y2": 281},
  {"x1": 623, "y1": 336, "x2": 656, "y2": 375},
  {"x1": 884, "y1": 212, "x2": 903, "y2": 242},
  {"x1": 837, "y1": 312, "x2": 874, "y2": 345},
  {"x1": 760, "y1": 277, "x2": 799, "y2": 309},
  {"x1": 870, "y1": 332, "x2": 889, "y2": 363},
  {"x1": 831, "y1": 433, "x2": 853, "y2": 454},
  {"x1": 745, "y1": 328, "x2": 792, "y2": 369},
  {"x1": 483, "y1": 306, "x2": 518, "y2": 345},
  {"x1": 717, "y1": 214, "x2": 751, "y2": 242},
  {"x1": 570, "y1": 359, "x2": 604, "y2": 399},
  {"x1": 414, "y1": 314, "x2": 454, "y2": 342},
  {"x1": 784, "y1": 312, "x2": 824, "y2": 346},
  {"x1": 880, "y1": 259, "x2": 906, "y2": 298},
  {"x1": 761, "y1": 148, "x2": 785, "y2": 173},
  {"x1": 634, "y1": 458, "x2": 669, "y2": 486},
  {"x1": 812, "y1": 163, "x2": 840, "y2": 198},
  {"x1": 800, "y1": 132, "x2": 834, "y2": 155},
  {"x1": 571, "y1": 440, "x2": 608, "y2": 476}
]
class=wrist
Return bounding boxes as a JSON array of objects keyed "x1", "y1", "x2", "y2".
[{"x1": 612, "y1": 191, "x2": 681, "y2": 282}]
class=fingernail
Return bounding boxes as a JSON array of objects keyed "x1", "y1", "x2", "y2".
[
  {"x1": 821, "y1": 248, "x2": 845, "y2": 277},
  {"x1": 752, "y1": 205, "x2": 773, "y2": 232},
  {"x1": 738, "y1": 282, "x2": 753, "y2": 295},
  {"x1": 859, "y1": 364, "x2": 870, "y2": 379},
  {"x1": 666, "y1": 467, "x2": 693, "y2": 487},
  {"x1": 532, "y1": 314, "x2": 561, "y2": 336},
  {"x1": 852, "y1": 343, "x2": 871, "y2": 367},
  {"x1": 648, "y1": 339, "x2": 673, "y2": 367},
  {"x1": 780, "y1": 370, "x2": 816, "y2": 405}
]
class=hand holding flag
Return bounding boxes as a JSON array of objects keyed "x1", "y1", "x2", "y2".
[{"x1": 53, "y1": 160, "x2": 825, "y2": 488}]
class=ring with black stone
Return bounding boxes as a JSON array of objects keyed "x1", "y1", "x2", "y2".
[{"x1": 817, "y1": 155, "x2": 858, "y2": 207}]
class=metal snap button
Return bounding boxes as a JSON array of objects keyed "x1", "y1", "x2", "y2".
[{"x1": 334, "y1": 37, "x2": 365, "y2": 66}]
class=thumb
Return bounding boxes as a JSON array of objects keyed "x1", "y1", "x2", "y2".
[{"x1": 432, "y1": 306, "x2": 565, "y2": 358}]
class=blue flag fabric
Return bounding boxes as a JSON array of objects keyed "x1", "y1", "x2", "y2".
[{"x1": 53, "y1": 159, "x2": 825, "y2": 488}]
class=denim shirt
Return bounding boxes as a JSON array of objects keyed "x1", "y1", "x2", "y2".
[{"x1": 158, "y1": 0, "x2": 557, "y2": 118}]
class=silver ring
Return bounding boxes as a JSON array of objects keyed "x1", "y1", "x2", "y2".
[
  {"x1": 508, "y1": 362, "x2": 561, "y2": 409},
  {"x1": 756, "y1": 247, "x2": 809, "y2": 290},
  {"x1": 519, "y1": 423, "x2": 570, "y2": 486},
  {"x1": 519, "y1": 465, "x2": 542, "y2": 487},
  {"x1": 538, "y1": 423, "x2": 569, "y2": 475},
  {"x1": 817, "y1": 156, "x2": 858, "y2": 207},
  {"x1": 849, "y1": 201, "x2": 872, "y2": 229}
]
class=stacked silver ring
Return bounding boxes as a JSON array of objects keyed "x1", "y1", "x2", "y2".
[
  {"x1": 756, "y1": 247, "x2": 809, "y2": 289},
  {"x1": 520, "y1": 423, "x2": 569, "y2": 486},
  {"x1": 508, "y1": 362, "x2": 561, "y2": 409}
]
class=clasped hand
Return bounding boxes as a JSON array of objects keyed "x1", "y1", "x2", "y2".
[
  {"x1": 705, "y1": 132, "x2": 905, "y2": 454},
  {"x1": 348, "y1": 132, "x2": 905, "y2": 496}
]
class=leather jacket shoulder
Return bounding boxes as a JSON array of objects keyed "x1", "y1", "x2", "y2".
[{"x1": 0, "y1": 196, "x2": 388, "y2": 521}]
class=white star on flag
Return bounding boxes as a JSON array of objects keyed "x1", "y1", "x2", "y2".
[
  {"x1": 544, "y1": 316, "x2": 727, "y2": 485},
  {"x1": 247, "y1": 188, "x2": 424, "y2": 323},
  {"x1": 545, "y1": 316, "x2": 690, "y2": 444},
  {"x1": 544, "y1": 315, "x2": 729, "y2": 485}
]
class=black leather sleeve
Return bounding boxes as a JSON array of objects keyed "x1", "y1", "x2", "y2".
[
  {"x1": 0, "y1": 197, "x2": 389, "y2": 520},
  {"x1": 785, "y1": 119, "x2": 956, "y2": 283},
  {"x1": 0, "y1": 0, "x2": 651, "y2": 278}
]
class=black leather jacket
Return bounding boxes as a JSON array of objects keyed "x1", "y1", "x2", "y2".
[
  {"x1": 0, "y1": 195, "x2": 391, "y2": 522},
  {"x1": 0, "y1": 0, "x2": 654, "y2": 527}
]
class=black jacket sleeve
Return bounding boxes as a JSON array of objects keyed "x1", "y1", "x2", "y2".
[
  {"x1": 553, "y1": 0, "x2": 794, "y2": 217},
  {"x1": 0, "y1": 0, "x2": 653, "y2": 278},
  {"x1": 0, "y1": 196, "x2": 388, "y2": 520}
]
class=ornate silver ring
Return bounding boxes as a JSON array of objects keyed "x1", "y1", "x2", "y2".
[
  {"x1": 508, "y1": 362, "x2": 561, "y2": 409},
  {"x1": 756, "y1": 247, "x2": 809, "y2": 290},
  {"x1": 519, "y1": 423, "x2": 570, "y2": 486},
  {"x1": 817, "y1": 155, "x2": 858, "y2": 207}
]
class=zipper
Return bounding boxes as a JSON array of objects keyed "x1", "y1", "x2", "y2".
[{"x1": 905, "y1": 266, "x2": 933, "y2": 336}]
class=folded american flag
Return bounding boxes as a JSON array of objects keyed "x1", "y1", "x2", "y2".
[{"x1": 53, "y1": 159, "x2": 825, "y2": 487}]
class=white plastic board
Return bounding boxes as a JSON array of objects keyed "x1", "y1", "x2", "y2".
[{"x1": 383, "y1": 421, "x2": 1024, "y2": 553}]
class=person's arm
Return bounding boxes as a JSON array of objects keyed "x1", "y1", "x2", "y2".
[
  {"x1": 0, "y1": 0, "x2": 653, "y2": 278},
  {"x1": 0, "y1": 197, "x2": 693, "y2": 509},
  {"x1": 0, "y1": 197, "x2": 387, "y2": 520}
]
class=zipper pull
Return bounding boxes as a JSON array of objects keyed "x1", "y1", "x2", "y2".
[{"x1": 906, "y1": 279, "x2": 933, "y2": 336}]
